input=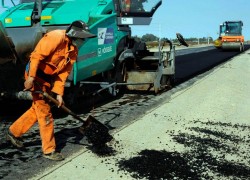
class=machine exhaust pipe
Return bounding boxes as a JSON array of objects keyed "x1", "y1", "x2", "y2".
[{"x1": 0, "y1": 91, "x2": 32, "y2": 101}]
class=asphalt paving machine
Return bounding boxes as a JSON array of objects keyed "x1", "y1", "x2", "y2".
[
  {"x1": 214, "y1": 21, "x2": 244, "y2": 51},
  {"x1": 0, "y1": 0, "x2": 187, "y2": 103}
]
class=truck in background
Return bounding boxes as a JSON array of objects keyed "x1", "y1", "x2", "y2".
[{"x1": 214, "y1": 21, "x2": 244, "y2": 52}]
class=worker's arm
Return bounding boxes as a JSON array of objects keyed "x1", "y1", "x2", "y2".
[
  {"x1": 52, "y1": 65, "x2": 72, "y2": 107},
  {"x1": 24, "y1": 31, "x2": 64, "y2": 91},
  {"x1": 51, "y1": 61, "x2": 74, "y2": 96}
]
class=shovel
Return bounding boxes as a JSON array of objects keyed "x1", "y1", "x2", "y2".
[{"x1": 37, "y1": 91, "x2": 113, "y2": 145}]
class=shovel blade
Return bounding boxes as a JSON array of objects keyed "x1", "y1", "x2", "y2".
[{"x1": 79, "y1": 115, "x2": 113, "y2": 145}]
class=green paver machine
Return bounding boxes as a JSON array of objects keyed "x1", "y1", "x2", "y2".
[{"x1": 0, "y1": 0, "x2": 187, "y2": 102}]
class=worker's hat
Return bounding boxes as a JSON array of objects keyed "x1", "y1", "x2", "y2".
[{"x1": 66, "y1": 20, "x2": 96, "y2": 39}]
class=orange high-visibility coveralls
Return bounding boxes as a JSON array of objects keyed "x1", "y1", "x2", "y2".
[{"x1": 9, "y1": 30, "x2": 77, "y2": 154}]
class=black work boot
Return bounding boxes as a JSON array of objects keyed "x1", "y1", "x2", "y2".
[
  {"x1": 43, "y1": 151, "x2": 65, "y2": 161},
  {"x1": 6, "y1": 129, "x2": 24, "y2": 148}
]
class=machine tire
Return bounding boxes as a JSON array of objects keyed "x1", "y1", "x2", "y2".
[{"x1": 64, "y1": 83, "x2": 83, "y2": 108}]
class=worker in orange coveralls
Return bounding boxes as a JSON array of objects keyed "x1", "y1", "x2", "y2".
[
  {"x1": 6, "y1": 20, "x2": 96, "y2": 161},
  {"x1": 122, "y1": 0, "x2": 131, "y2": 12}
]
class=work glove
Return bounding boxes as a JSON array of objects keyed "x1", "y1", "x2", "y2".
[
  {"x1": 24, "y1": 76, "x2": 35, "y2": 91},
  {"x1": 56, "y1": 94, "x2": 64, "y2": 108}
]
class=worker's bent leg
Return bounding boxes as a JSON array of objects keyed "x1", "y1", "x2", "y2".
[
  {"x1": 34, "y1": 99, "x2": 56, "y2": 154},
  {"x1": 9, "y1": 106, "x2": 37, "y2": 137}
]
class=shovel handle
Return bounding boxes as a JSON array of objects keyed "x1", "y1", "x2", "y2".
[{"x1": 41, "y1": 91, "x2": 85, "y2": 122}]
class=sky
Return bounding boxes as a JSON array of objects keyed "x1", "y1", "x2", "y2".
[
  {"x1": 131, "y1": 0, "x2": 250, "y2": 40},
  {"x1": 0, "y1": 0, "x2": 249, "y2": 41}
]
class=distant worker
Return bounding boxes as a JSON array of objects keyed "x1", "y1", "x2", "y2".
[
  {"x1": 6, "y1": 20, "x2": 96, "y2": 161},
  {"x1": 121, "y1": 0, "x2": 131, "y2": 12},
  {"x1": 130, "y1": 0, "x2": 146, "y2": 12},
  {"x1": 122, "y1": 0, "x2": 131, "y2": 12}
]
